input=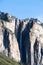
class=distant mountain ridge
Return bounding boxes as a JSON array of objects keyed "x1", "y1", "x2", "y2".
[{"x1": 0, "y1": 11, "x2": 43, "y2": 65}]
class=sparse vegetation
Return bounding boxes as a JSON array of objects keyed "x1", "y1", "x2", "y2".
[{"x1": 0, "y1": 53, "x2": 21, "y2": 65}]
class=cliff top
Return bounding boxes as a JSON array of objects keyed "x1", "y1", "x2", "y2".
[{"x1": 0, "y1": 11, "x2": 41, "y2": 23}]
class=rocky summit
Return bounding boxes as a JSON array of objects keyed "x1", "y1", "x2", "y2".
[{"x1": 0, "y1": 11, "x2": 43, "y2": 65}]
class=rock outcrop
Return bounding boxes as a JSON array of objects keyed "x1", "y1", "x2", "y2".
[{"x1": 0, "y1": 11, "x2": 43, "y2": 65}]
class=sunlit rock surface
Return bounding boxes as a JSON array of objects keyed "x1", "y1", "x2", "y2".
[{"x1": 0, "y1": 11, "x2": 43, "y2": 65}]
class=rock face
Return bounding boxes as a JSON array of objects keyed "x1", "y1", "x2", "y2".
[{"x1": 0, "y1": 11, "x2": 43, "y2": 65}]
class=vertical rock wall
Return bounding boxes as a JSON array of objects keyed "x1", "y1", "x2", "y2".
[{"x1": 0, "y1": 12, "x2": 43, "y2": 65}]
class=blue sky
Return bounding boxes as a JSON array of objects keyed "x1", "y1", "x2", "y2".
[{"x1": 0, "y1": 0, "x2": 43, "y2": 22}]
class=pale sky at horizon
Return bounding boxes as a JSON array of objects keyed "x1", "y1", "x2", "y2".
[{"x1": 0, "y1": 0, "x2": 43, "y2": 22}]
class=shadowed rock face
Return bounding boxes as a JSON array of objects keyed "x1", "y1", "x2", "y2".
[{"x1": 0, "y1": 11, "x2": 43, "y2": 65}]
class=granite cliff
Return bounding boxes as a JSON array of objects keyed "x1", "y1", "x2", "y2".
[{"x1": 0, "y1": 11, "x2": 43, "y2": 65}]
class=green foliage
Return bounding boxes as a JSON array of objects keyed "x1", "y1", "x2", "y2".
[{"x1": 0, "y1": 53, "x2": 21, "y2": 65}]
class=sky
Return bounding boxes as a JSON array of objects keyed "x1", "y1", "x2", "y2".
[{"x1": 0, "y1": 0, "x2": 43, "y2": 22}]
